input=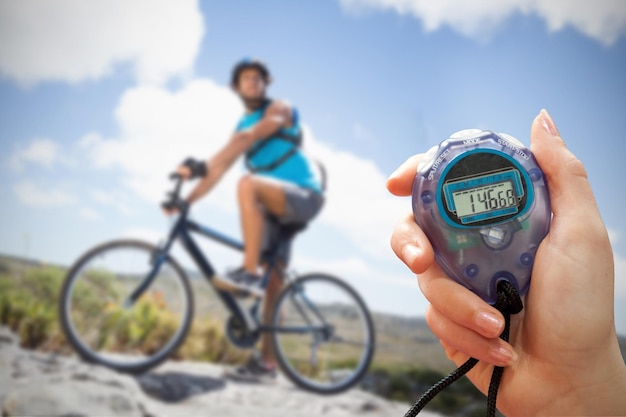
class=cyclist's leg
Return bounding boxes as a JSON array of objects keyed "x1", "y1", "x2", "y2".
[
  {"x1": 261, "y1": 263, "x2": 284, "y2": 367},
  {"x1": 249, "y1": 179, "x2": 324, "y2": 365},
  {"x1": 237, "y1": 174, "x2": 287, "y2": 273}
]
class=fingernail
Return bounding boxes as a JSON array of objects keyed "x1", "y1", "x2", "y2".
[
  {"x1": 490, "y1": 343, "x2": 518, "y2": 366},
  {"x1": 540, "y1": 109, "x2": 560, "y2": 137},
  {"x1": 401, "y1": 245, "x2": 421, "y2": 268},
  {"x1": 475, "y1": 311, "x2": 503, "y2": 336}
]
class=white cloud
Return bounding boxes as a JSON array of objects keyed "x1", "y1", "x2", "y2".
[
  {"x1": 0, "y1": 0, "x2": 204, "y2": 85},
  {"x1": 80, "y1": 79, "x2": 244, "y2": 208},
  {"x1": 90, "y1": 189, "x2": 135, "y2": 217},
  {"x1": 339, "y1": 0, "x2": 626, "y2": 45},
  {"x1": 14, "y1": 180, "x2": 76, "y2": 207},
  {"x1": 305, "y1": 129, "x2": 409, "y2": 259},
  {"x1": 79, "y1": 207, "x2": 102, "y2": 222},
  {"x1": 9, "y1": 138, "x2": 67, "y2": 171},
  {"x1": 294, "y1": 254, "x2": 415, "y2": 289}
]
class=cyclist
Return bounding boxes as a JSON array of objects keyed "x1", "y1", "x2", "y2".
[{"x1": 166, "y1": 59, "x2": 324, "y2": 380}]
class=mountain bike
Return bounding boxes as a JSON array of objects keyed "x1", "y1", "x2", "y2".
[{"x1": 59, "y1": 174, "x2": 375, "y2": 394}]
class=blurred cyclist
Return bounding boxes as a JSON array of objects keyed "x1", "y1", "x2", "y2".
[{"x1": 168, "y1": 59, "x2": 324, "y2": 380}]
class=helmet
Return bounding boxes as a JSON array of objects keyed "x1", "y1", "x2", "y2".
[{"x1": 230, "y1": 58, "x2": 271, "y2": 88}]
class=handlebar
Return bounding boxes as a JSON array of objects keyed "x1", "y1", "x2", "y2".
[{"x1": 161, "y1": 173, "x2": 189, "y2": 213}]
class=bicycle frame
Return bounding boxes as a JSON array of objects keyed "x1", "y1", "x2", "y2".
[{"x1": 127, "y1": 204, "x2": 331, "y2": 337}]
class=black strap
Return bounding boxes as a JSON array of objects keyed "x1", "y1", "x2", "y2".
[
  {"x1": 245, "y1": 130, "x2": 302, "y2": 173},
  {"x1": 245, "y1": 99, "x2": 303, "y2": 173},
  {"x1": 404, "y1": 280, "x2": 522, "y2": 417}
]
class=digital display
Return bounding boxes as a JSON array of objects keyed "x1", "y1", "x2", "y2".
[
  {"x1": 442, "y1": 169, "x2": 523, "y2": 225},
  {"x1": 452, "y1": 181, "x2": 516, "y2": 218}
]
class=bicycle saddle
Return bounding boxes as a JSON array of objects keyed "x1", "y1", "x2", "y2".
[{"x1": 265, "y1": 214, "x2": 308, "y2": 238}]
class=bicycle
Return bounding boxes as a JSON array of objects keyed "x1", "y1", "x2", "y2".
[{"x1": 59, "y1": 174, "x2": 375, "y2": 394}]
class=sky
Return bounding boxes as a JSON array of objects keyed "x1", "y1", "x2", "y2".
[{"x1": 1, "y1": 0, "x2": 626, "y2": 334}]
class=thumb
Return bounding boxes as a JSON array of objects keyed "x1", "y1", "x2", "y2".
[
  {"x1": 530, "y1": 109, "x2": 613, "y2": 273},
  {"x1": 528, "y1": 110, "x2": 615, "y2": 345},
  {"x1": 530, "y1": 109, "x2": 600, "y2": 226}
]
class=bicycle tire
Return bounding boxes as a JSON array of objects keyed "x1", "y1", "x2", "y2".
[
  {"x1": 59, "y1": 239, "x2": 194, "y2": 374},
  {"x1": 271, "y1": 273, "x2": 375, "y2": 394}
]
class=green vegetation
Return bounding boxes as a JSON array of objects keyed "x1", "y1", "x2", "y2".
[
  {"x1": 0, "y1": 262, "x2": 248, "y2": 365},
  {"x1": 363, "y1": 364, "x2": 490, "y2": 416},
  {"x1": 0, "y1": 256, "x2": 500, "y2": 416},
  {"x1": 0, "y1": 265, "x2": 66, "y2": 350}
]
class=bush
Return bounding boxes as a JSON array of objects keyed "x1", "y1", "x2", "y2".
[
  {"x1": 387, "y1": 373, "x2": 412, "y2": 402},
  {"x1": 360, "y1": 364, "x2": 489, "y2": 416},
  {"x1": 0, "y1": 265, "x2": 249, "y2": 365},
  {"x1": 0, "y1": 266, "x2": 65, "y2": 350}
]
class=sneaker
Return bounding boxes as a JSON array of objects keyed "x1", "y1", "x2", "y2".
[
  {"x1": 225, "y1": 354, "x2": 278, "y2": 383},
  {"x1": 213, "y1": 267, "x2": 264, "y2": 298}
]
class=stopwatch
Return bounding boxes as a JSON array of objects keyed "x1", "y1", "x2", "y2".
[{"x1": 412, "y1": 129, "x2": 551, "y2": 304}]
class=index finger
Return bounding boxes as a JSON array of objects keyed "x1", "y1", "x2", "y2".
[{"x1": 386, "y1": 154, "x2": 423, "y2": 196}]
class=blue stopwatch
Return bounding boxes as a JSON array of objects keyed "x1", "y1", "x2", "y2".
[{"x1": 412, "y1": 129, "x2": 551, "y2": 304}]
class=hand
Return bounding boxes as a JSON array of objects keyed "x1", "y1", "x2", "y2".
[
  {"x1": 387, "y1": 110, "x2": 626, "y2": 416},
  {"x1": 175, "y1": 165, "x2": 192, "y2": 180},
  {"x1": 162, "y1": 165, "x2": 192, "y2": 216},
  {"x1": 162, "y1": 205, "x2": 178, "y2": 217}
]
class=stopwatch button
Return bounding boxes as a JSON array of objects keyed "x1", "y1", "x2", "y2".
[
  {"x1": 421, "y1": 190, "x2": 435, "y2": 204},
  {"x1": 449, "y1": 129, "x2": 483, "y2": 139},
  {"x1": 481, "y1": 227, "x2": 513, "y2": 250},
  {"x1": 498, "y1": 132, "x2": 525, "y2": 148},
  {"x1": 528, "y1": 168, "x2": 543, "y2": 182},
  {"x1": 520, "y1": 252, "x2": 534, "y2": 266},
  {"x1": 465, "y1": 264, "x2": 479, "y2": 278}
]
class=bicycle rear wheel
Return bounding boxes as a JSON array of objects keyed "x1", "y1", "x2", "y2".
[
  {"x1": 59, "y1": 240, "x2": 193, "y2": 374},
  {"x1": 271, "y1": 273, "x2": 375, "y2": 394}
]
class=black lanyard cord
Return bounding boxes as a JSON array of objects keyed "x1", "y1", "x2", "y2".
[{"x1": 404, "y1": 281, "x2": 523, "y2": 417}]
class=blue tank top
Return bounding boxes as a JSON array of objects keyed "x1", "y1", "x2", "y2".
[{"x1": 235, "y1": 101, "x2": 322, "y2": 193}]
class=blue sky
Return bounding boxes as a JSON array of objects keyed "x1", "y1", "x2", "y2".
[{"x1": 1, "y1": 0, "x2": 626, "y2": 334}]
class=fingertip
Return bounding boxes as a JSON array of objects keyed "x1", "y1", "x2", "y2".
[
  {"x1": 385, "y1": 175, "x2": 403, "y2": 195},
  {"x1": 474, "y1": 310, "x2": 505, "y2": 338},
  {"x1": 489, "y1": 341, "x2": 519, "y2": 367},
  {"x1": 386, "y1": 154, "x2": 423, "y2": 196},
  {"x1": 530, "y1": 109, "x2": 597, "y2": 220}
]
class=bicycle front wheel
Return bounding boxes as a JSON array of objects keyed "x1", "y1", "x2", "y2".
[
  {"x1": 271, "y1": 273, "x2": 375, "y2": 394},
  {"x1": 59, "y1": 240, "x2": 193, "y2": 374}
]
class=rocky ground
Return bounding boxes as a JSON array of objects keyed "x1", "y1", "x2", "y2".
[{"x1": 0, "y1": 326, "x2": 440, "y2": 417}]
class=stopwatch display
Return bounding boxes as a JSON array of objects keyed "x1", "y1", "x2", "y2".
[{"x1": 412, "y1": 129, "x2": 551, "y2": 304}]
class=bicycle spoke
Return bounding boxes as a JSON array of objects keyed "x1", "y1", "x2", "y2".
[
  {"x1": 61, "y1": 240, "x2": 193, "y2": 373},
  {"x1": 272, "y1": 274, "x2": 374, "y2": 393}
]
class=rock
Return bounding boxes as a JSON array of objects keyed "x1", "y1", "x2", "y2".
[
  {"x1": 0, "y1": 326, "x2": 441, "y2": 417},
  {"x1": 0, "y1": 326, "x2": 156, "y2": 417}
]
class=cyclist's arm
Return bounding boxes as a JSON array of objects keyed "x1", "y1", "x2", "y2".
[{"x1": 185, "y1": 101, "x2": 291, "y2": 205}]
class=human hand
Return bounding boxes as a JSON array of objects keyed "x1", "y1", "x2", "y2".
[
  {"x1": 162, "y1": 165, "x2": 192, "y2": 217},
  {"x1": 387, "y1": 110, "x2": 626, "y2": 416},
  {"x1": 175, "y1": 164, "x2": 192, "y2": 180},
  {"x1": 162, "y1": 204, "x2": 178, "y2": 217}
]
